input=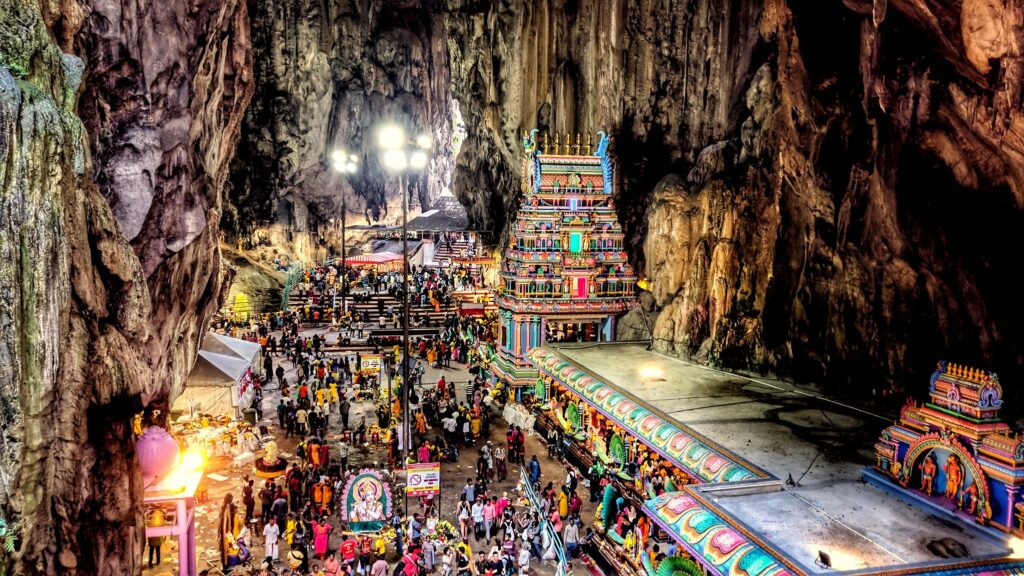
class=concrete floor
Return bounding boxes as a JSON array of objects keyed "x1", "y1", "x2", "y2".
[{"x1": 143, "y1": 327, "x2": 588, "y2": 575}]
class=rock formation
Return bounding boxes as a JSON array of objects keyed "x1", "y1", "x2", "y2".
[
  {"x1": 228, "y1": 0, "x2": 453, "y2": 260},
  {"x1": 445, "y1": 0, "x2": 1024, "y2": 403},
  {"x1": 0, "y1": 0, "x2": 252, "y2": 572},
  {"x1": 226, "y1": 0, "x2": 1024, "y2": 400}
]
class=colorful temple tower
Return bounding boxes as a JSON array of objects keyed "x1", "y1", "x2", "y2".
[
  {"x1": 487, "y1": 130, "x2": 637, "y2": 390},
  {"x1": 871, "y1": 361, "x2": 1024, "y2": 537}
]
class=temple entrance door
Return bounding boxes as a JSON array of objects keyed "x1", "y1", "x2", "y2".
[{"x1": 574, "y1": 277, "x2": 587, "y2": 298}]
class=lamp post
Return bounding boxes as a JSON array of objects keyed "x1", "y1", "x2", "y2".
[
  {"x1": 377, "y1": 124, "x2": 431, "y2": 513},
  {"x1": 331, "y1": 150, "x2": 359, "y2": 316}
]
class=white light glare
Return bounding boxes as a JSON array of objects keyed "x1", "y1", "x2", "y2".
[
  {"x1": 409, "y1": 150, "x2": 429, "y2": 169},
  {"x1": 377, "y1": 125, "x2": 406, "y2": 150},
  {"x1": 382, "y1": 149, "x2": 408, "y2": 172},
  {"x1": 416, "y1": 134, "x2": 432, "y2": 150}
]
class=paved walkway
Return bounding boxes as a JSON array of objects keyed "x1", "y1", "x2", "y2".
[{"x1": 142, "y1": 326, "x2": 588, "y2": 575}]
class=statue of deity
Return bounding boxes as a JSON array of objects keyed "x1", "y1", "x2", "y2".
[
  {"x1": 263, "y1": 440, "x2": 279, "y2": 465},
  {"x1": 943, "y1": 454, "x2": 963, "y2": 500},
  {"x1": 919, "y1": 453, "x2": 937, "y2": 496}
]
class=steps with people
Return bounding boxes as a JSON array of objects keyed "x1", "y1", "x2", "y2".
[{"x1": 288, "y1": 283, "x2": 459, "y2": 328}]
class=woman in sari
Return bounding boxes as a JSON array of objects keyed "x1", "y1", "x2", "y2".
[
  {"x1": 470, "y1": 406, "x2": 481, "y2": 439},
  {"x1": 311, "y1": 517, "x2": 333, "y2": 560}
]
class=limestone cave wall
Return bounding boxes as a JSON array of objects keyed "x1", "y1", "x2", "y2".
[
  {"x1": 227, "y1": 0, "x2": 1024, "y2": 401},
  {"x1": 227, "y1": 0, "x2": 453, "y2": 261},
  {"x1": 0, "y1": 0, "x2": 252, "y2": 573},
  {"x1": 445, "y1": 0, "x2": 1024, "y2": 405}
]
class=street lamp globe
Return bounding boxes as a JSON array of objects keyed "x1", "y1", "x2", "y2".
[
  {"x1": 409, "y1": 150, "x2": 429, "y2": 169},
  {"x1": 377, "y1": 125, "x2": 406, "y2": 150},
  {"x1": 415, "y1": 134, "x2": 432, "y2": 150},
  {"x1": 382, "y1": 149, "x2": 409, "y2": 172}
]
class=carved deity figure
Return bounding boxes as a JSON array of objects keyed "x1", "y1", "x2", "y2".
[
  {"x1": 263, "y1": 440, "x2": 280, "y2": 465},
  {"x1": 943, "y1": 454, "x2": 964, "y2": 500},
  {"x1": 919, "y1": 453, "x2": 937, "y2": 496},
  {"x1": 959, "y1": 482, "x2": 978, "y2": 514}
]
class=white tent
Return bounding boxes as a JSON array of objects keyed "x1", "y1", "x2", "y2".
[
  {"x1": 201, "y1": 332, "x2": 262, "y2": 372},
  {"x1": 172, "y1": 350, "x2": 256, "y2": 417}
]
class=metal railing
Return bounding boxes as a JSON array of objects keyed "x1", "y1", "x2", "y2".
[
  {"x1": 278, "y1": 261, "x2": 305, "y2": 309},
  {"x1": 520, "y1": 466, "x2": 570, "y2": 576}
]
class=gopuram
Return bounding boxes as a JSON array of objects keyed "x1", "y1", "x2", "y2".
[{"x1": 483, "y1": 130, "x2": 637, "y2": 394}]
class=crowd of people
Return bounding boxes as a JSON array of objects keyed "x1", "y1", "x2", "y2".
[
  {"x1": 289, "y1": 261, "x2": 484, "y2": 330},
  {"x1": 196, "y1": 296, "x2": 563, "y2": 576},
  {"x1": 182, "y1": 251, "x2": 611, "y2": 576}
]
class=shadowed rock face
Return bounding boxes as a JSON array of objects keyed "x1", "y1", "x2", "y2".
[
  {"x1": 445, "y1": 0, "x2": 1024, "y2": 405},
  {"x1": 1, "y1": 0, "x2": 252, "y2": 572},
  {"x1": 228, "y1": 0, "x2": 451, "y2": 261}
]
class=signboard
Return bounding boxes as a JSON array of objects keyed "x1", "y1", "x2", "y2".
[
  {"x1": 361, "y1": 354, "x2": 382, "y2": 377},
  {"x1": 341, "y1": 469, "x2": 393, "y2": 533},
  {"x1": 405, "y1": 463, "x2": 440, "y2": 497}
]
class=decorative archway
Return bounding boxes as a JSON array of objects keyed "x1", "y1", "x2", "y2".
[{"x1": 900, "y1": 432, "x2": 992, "y2": 523}]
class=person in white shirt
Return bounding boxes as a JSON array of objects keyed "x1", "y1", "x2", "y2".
[
  {"x1": 517, "y1": 546, "x2": 531, "y2": 575},
  {"x1": 263, "y1": 516, "x2": 280, "y2": 560},
  {"x1": 471, "y1": 500, "x2": 485, "y2": 541}
]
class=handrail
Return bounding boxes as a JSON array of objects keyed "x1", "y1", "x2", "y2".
[
  {"x1": 279, "y1": 262, "x2": 306, "y2": 312},
  {"x1": 519, "y1": 466, "x2": 570, "y2": 576}
]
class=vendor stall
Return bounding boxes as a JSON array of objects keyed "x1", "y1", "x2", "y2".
[{"x1": 172, "y1": 351, "x2": 255, "y2": 419}]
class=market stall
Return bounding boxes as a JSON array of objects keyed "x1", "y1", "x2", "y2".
[{"x1": 172, "y1": 351, "x2": 256, "y2": 419}]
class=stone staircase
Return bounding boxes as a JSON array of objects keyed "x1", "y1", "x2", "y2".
[
  {"x1": 287, "y1": 287, "x2": 459, "y2": 329},
  {"x1": 431, "y1": 235, "x2": 473, "y2": 267}
]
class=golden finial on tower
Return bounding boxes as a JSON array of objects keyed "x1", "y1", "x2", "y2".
[
  {"x1": 584, "y1": 133, "x2": 593, "y2": 155},
  {"x1": 541, "y1": 132, "x2": 549, "y2": 155},
  {"x1": 554, "y1": 132, "x2": 561, "y2": 155},
  {"x1": 573, "y1": 133, "x2": 581, "y2": 155}
]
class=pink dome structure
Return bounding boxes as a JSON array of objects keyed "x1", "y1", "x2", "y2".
[{"x1": 136, "y1": 426, "x2": 179, "y2": 486}]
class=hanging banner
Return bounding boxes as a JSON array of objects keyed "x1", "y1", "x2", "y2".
[{"x1": 405, "y1": 463, "x2": 441, "y2": 497}]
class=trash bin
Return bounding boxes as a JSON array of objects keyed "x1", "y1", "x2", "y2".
[{"x1": 243, "y1": 408, "x2": 257, "y2": 425}]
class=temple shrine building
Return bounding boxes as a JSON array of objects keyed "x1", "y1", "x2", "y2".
[
  {"x1": 486, "y1": 130, "x2": 636, "y2": 390},
  {"x1": 523, "y1": 342, "x2": 1024, "y2": 576}
]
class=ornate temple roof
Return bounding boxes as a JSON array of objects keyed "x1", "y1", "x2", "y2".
[
  {"x1": 533, "y1": 343, "x2": 1024, "y2": 576},
  {"x1": 927, "y1": 361, "x2": 1004, "y2": 421},
  {"x1": 497, "y1": 130, "x2": 637, "y2": 312},
  {"x1": 528, "y1": 346, "x2": 766, "y2": 483}
]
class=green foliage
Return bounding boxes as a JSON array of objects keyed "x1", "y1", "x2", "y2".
[
  {"x1": 2, "y1": 62, "x2": 27, "y2": 79},
  {"x1": 0, "y1": 514, "x2": 18, "y2": 555}
]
